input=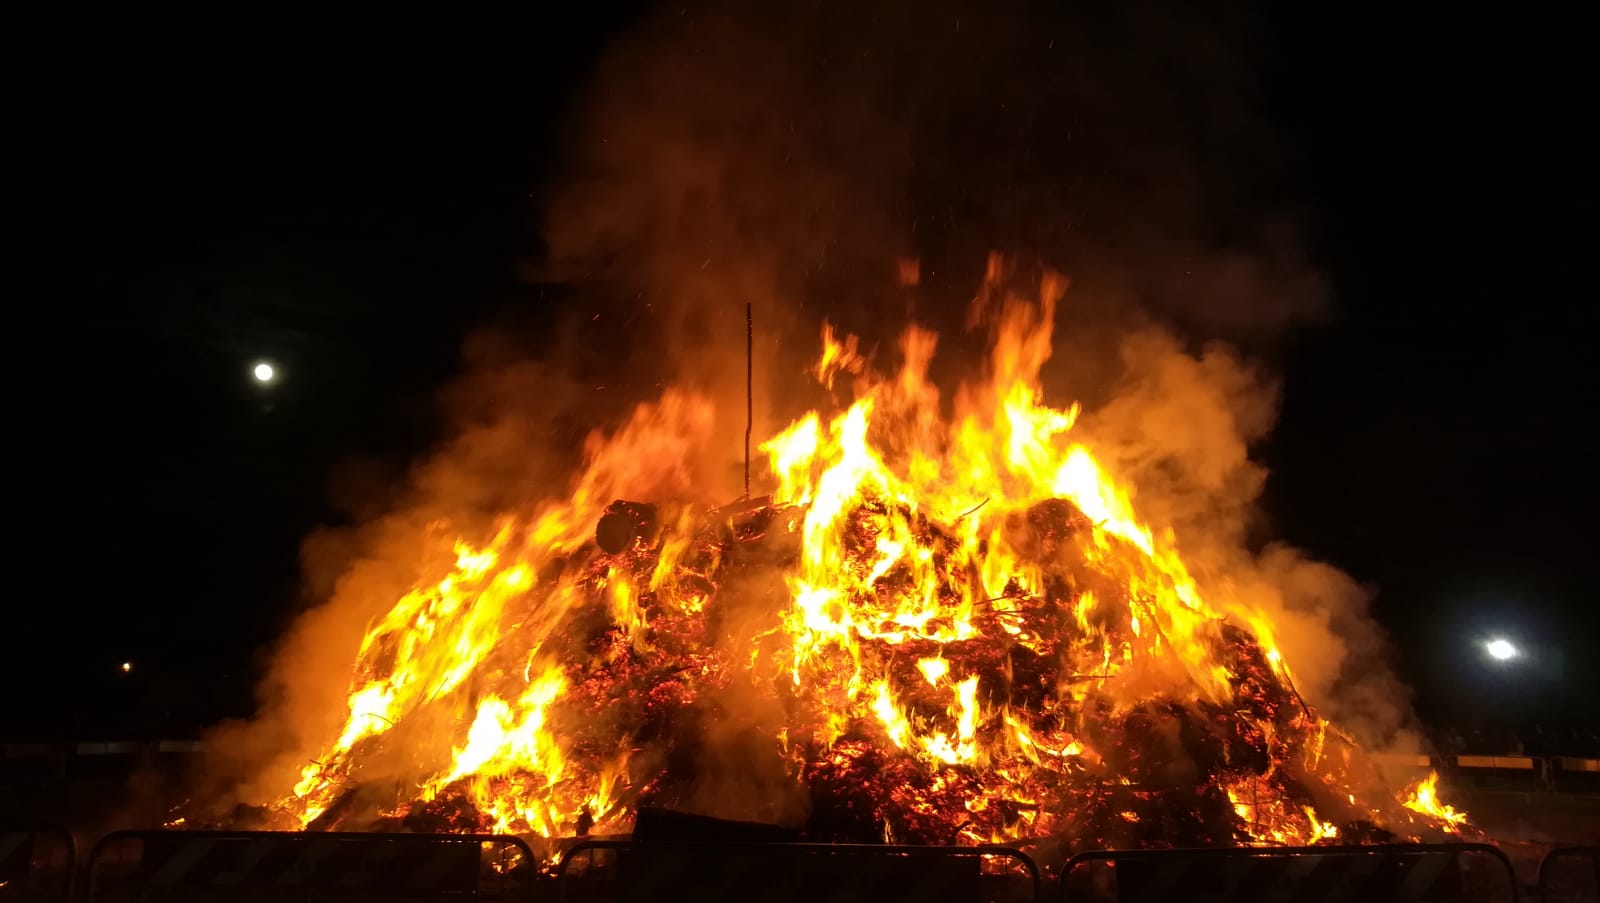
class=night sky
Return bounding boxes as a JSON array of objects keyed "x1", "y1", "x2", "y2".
[{"x1": 12, "y1": 6, "x2": 1592, "y2": 746}]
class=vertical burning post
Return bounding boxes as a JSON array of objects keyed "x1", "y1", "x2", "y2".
[{"x1": 745, "y1": 301, "x2": 753, "y2": 500}]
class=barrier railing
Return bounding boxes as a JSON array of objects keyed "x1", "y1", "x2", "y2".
[
  {"x1": 1552, "y1": 758, "x2": 1600, "y2": 794},
  {"x1": 1539, "y1": 846, "x2": 1599, "y2": 903},
  {"x1": 86, "y1": 830, "x2": 536, "y2": 902},
  {"x1": 0, "y1": 825, "x2": 75, "y2": 903},
  {"x1": 1362, "y1": 753, "x2": 1600, "y2": 794},
  {"x1": 1451, "y1": 756, "x2": 1550, "y2": 794},
  {"x1": 19, "y1": 817, "x2": 1594, "y2": 902},
  {"x1": 1371, "y1": 753, "x2": 1435, "y2": 772},
  {"x1": 1058, "y1": 843, "x2": 1521, "y2": 903},
  {"x1": 555, "y1": 839, "x2": 1041, "y2": 903},
  {"x1": 1, "y1": 741, "x2": 207, "y2": 760}
]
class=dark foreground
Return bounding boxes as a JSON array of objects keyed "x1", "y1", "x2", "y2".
[
  {"x1": 2, "y1": 742, "x2": 1596, "y2": 902},
  {"x1": 7, "y1": 826, "x2": 1596, "y2": 902}
]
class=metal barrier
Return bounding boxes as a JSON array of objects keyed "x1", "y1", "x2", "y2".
[
  {"x1": 1058, "y1": 843, "x2": 1521, "y2": 903},
  {"x1": 1456, "y1": 757, "x2": 1539, "y2": 771},
  {"x1": 86, "y1": 830, "x2": 537, "y2": 902},
  {"x1": 1539, "y1": 846, "x2": 1599, "y2": 903},
  {"x1": 0, "y1": 826, "x2": 75, "y2": 903},
  {"x1": 1552, "y1": 758, "x2": 1600, "y2": 794},
  {"x1": 555, "y1": 839, "x2": 1041, "y2": 902},
  {"x1": 1451, "y1": 756, "x2": 1550, "y2": 793},
  {"x1": 1372, "y1": 753, "x2": 1437, "y2": 776}
]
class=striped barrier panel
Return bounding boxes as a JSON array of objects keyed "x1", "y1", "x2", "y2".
[
  {"x1": 1554, "y1": 758, "x2": 1600, "y2": 793},
  {"x1": 1, "y1": 741, "x2": 205, "y2": 759},
  {"x1": 1455, "y1": 756, "x2": 1537, "y2": 771},
  {"x1": 1371, "y1": 754, "x2": 1438, "y2": 792},
  {"x1": 555, "y1": 840, "x2": 1041, "y2": 903},
  {"x1": 86, "y1": 830, "x2": 536, "y2": 902},
  {"x1": 0, "y1": 825, "x2": 75, "y2": 903},
  {"x1": 1540, "y1": 846, "x2": 1599, "y2": 903},
  {"x1": 1452, "y1": 756, "x2": 1546, "y2": 793},
  {"x1": 1372, "y1": 754, "x2": 1434, "y2": 771},
  {"x1": 72, "y1": 743, "x2": 140, "y2": 757},
  {"x1": 1058, "y1": 843, "x2": 1520, "y2": 903}
]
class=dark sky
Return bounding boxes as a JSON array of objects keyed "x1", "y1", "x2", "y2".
[{"x1": 11, "y1": 7, "x2": 1592, "y2": 743}]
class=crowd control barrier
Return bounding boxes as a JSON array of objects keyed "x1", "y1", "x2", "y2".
[
  {"x1": 0, "y1": 825, "x2": 75, "y2": 903},
  {"x1": 86, "y1": 830, "x2": 536, "y2": 902},
  {"x1": 1539, "y1": 846, "x2": 1599, "y2": 903},
  {"x1": 555, "y1": 839, "x2": 1041, "y2": 903},
  {"x1": 1058, "y1": 843, "x2": 1520, "y2": 903}
]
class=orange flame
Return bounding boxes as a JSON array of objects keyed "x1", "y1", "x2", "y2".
[
  {"x1": 1401, "y1": 771, "x2": 1467, "y2": 832},
  {"x1": 277, "y1": 261, "x2": 1467, "y2": 848}
]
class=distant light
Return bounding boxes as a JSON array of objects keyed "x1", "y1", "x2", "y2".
[
  {"x1": 1485, "y1": 638, "x2": 1518, "y2": 661},
  {"x1": 252, "y1": 362, "x2": 276, "y2": 383},
  {"x1": 121, "y1": 661, "x2": 133, "y2": 673}
]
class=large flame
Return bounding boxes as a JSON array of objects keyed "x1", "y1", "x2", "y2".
[{"x1": 277, "y1": 259, "x2": 1467, "y2": 850}]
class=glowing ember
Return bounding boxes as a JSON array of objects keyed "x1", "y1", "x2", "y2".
[{"x1": 271, "y1": 260, "x2": 1469, "y2": 851}]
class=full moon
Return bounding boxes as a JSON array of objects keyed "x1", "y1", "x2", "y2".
[
  {"x1": 252, "y1": 362, "x2": 276, "y2": 383},
  {"x1": 1485, "y1": 638, "x2": 1518, "y2": 661}
]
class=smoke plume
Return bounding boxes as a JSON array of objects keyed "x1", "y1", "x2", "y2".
[
  {"x1": 198, "y1": 0, "x2": 1421, "y2": 821},
  {"x1": 531, "y1": 0, "x2": 1404, "y2": 753}
]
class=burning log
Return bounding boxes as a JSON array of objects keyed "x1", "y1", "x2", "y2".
[
  {"x1": 305, "y1": 788, "x2": 360, "y2": 832},
  {"x1": 595, "y1": 501, "x2": 659, "y2": 554},
  {"x1": 400, "y1": 792, "x2": 485, "y2": 834}
]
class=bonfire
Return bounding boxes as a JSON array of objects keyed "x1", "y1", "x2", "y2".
[{"x1": 258, "y1": 260, "x2": 1469, "y2": 860}]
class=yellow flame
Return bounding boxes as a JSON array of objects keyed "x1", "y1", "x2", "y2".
[
  {"x1": 278, "y1": 262, "x2": 1466, "y2": 846},
  {"x1": 1402, "y1": 772, "x2": 1467, "y2": 832}
]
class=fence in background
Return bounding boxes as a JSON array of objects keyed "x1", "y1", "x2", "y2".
[
  {"x1": 1058, "y1": 843, "x2": 1521, "y2": 903},
  {"x1": 3, "y1": 825, "x2": 1598, "y2": 902},
  {"x1": 1370, "y1": 753, "x2": 1600, "y2": 793},
  {"x1": 86, "y1": 830, "x2": 535, "y2": 903},
  {"x1": 556, "y1": 839, "x2": 1041, "y2": 903}
]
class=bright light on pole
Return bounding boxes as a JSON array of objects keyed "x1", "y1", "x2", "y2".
[
  {"x1": 252, "y1": 361, "x2": 276, "y2": 384},
  {"x1": 1485, "y1": 638, "x2": 1518, "y2": 661}
]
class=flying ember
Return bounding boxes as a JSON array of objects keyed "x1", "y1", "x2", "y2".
[{"x1": 273, "y1": 259, "x2": 1469, "y2": 855}]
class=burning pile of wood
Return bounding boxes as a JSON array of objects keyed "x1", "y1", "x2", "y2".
[
  {"x1": 269, "y1": 492, "x2": 1451, "y2": 852},
  {"x1": 232, "y1": 281, "x2": 1470, "y2": 855}
]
